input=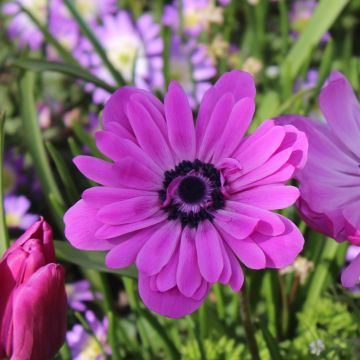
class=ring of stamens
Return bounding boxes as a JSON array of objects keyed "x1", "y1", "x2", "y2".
[{"x1": 159, "y1": 159, "x2": 225, "y2": 228}]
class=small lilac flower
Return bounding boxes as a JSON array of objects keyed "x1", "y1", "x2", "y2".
[
  {"x1": 3, "y1": 0, "x2": 48, "y2": 49},
  {"x1": 342, "y1": 245, "x2": 360, "y2": 293},
  {"x1": 4, "y1": 195, "x2": 38, "y2": 230},
  {"x1": 64, "y1": 70, "x2": 307, "y2": 318},
  {"x1": 66, "y1": 280, "x2": 101, "y2": 312},
  {"x1": 289, "y1": 0, "x2": 330, "y2": 42},
  {"x1": 163, "y1": 0, "x2": 224, "y2": 37},
  {"x1": 275, "y1": 72, "x2": 360, "y2": 288},
  {"x1": 168, "y1": 35, "x2": 216, "y2": 107},
  {"x1": 294, "y1": 69, "x2": 319, "y2": 93},
  {"x1": 67, "y1": 311, "x2": 111, "y2": 360},
  {"x1": 78, "y1": 11, "x2": 163, "y2": 104}
]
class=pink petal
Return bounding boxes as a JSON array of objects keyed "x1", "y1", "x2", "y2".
[
  {"x1": 11, "y1": 264, "x2": 67, "y2": 360},
  {"x1": 73, "y1": 156, "x2": 122, "y2": 187},
  {"x1": 64, "y1": 200, "x2": 113, "y2": 250},
  {"x1": 97, "y1": 196, "x2": 159, "y2": 225},
  {"x1": 196, "y1": 93, "x2": 234, "y2": 162},
  {"x1": 212, "y1": 97, "x2": 255, "y2": 164},
  {"x1": 234, "y1": 185, "x2": 299, "y2": 210},
  {"x1": 136, "y1": 222, "x2": 181, "y2": 276},
  {"x1": 214, "y1": 209, "x2": 258, "y2": 239},
  {"x1": 114, "y1": 157, "x2": 162, "y2": 191},
  {"x1": 82, "y1": 187, "x2": 155, "y2": 208},
  {"x1": 218, "y1": 241, "x2": 232, "y2": 284},
  {"x1": 165, "y1": 81, "x2": 196, "y2": 161},
  {"x1": 102, "y1": 86, "x2": 164, "y2": 134},
  {"x1": 95, "y1": 213, "x2": 167, "y2": 239},
  {"x1": 235, "y1": 125, "x2": 286, "y2": 173},
  {"x1": 341, "y1": 253, "x2": 360, "y2": 288},
  {"x1": 196, "y1": 70, "x2": 256, "y2": 145},
  {"x1": 105, "y1": 226, "x2": 158, "y2": 268},
  {"x1": 126, "y1": 99, "x2": 174, "y2": 170},
  {"x1": 138, "y1": 272, "x2": 206, "y2": 318},
  {"x1": 252, "y1": 215, "x2": 304, "y2": 268},
  {"x1": 177, "y1": 227, "x2": 202, "y2": 297},
  {"x1": 222, "y1": 232, "x2": 266, "y2": 269},
  {"x1": 319, "y1": 71, "x2": 360, "y2": 157},
  {"x1": 195, "y1": 221, "x2": 224, "y2": 283},
  {"x1": 95, "y1": 131, "x2": 163, "y2": 175},
  {"x1": 156, "y1": 253, "x2": 179, "y2": 292},
  {"x1": 227, "y1": 249, "x2": 245, "y2": 291}
]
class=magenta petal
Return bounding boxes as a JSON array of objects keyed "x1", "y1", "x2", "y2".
[
  {"x1": 11, "y1": 264, "x2": 67, "y2": 360},
  {"x1": 196, "y1": 70, "x2": 256, "y2": 144},
  {"x1": 64, "y1": 200, "x2": 113, "y2": 250},
  {"x1": 165, "y1": 81, "x2": 196, "y2": 161},
  {"x1": 126, "y1": 99, "x2": 174, "y2": 169},
  {"x1": 195, "y1": 221, "x2": 224, "y2": 283},
  {"x1": 319, "y1": 71, "x2": 360, "y2": 157},
  {"x1": 114, "y1": 158, "x2": 162, "y2": 191},
  {"x1": 253, "y1": 215, "x2": 304, "y2": 268},
  {"x1": 214, "y1": 209, "x2": 258, "y2": 239},
  {"x1": 341, "y1": 253, "x2": 360, "y2": 288},
  {"x1": 102, "y1": 86, "x2": 164, "y2": 133},
  {"x1": 223, "y1": 232, "x2": 266, "y2": 269},
  {"x1": 197, "y1": 93, "x2": 234, "y2": 162},
  {"x1": 213, "y1": 97, "x2": 255, "y2": 164},
  {"x1": 139, "y1": 272, "x2": 206, "y2": 318},
  {"x1": 156, "y1": 253, "x2": 179, "y2": 292},
  {"x1": 227, "y1": 249, "x2": 244, "y2": 291},
  {"x1": 136, "y1": 222, "x2": 181, "y2": 276},
  {"x1": 234, "y1": 185, "x2": 299, "y2": 210},
  {"x1": 177, "y1": 227, "x2": 202, "y2": 297},
  {"x1": 105, "y1": 227, "x2": 158, "y2": 268},
  {"x1": 73, "y1": 156, "x2": 121, "y2": 187},
  {"x1": 218, "y1": 241, "x2": 232, "y2": 284},
  {"x1": 97, "y1": 196, "x2": 159, "y2": 225}
]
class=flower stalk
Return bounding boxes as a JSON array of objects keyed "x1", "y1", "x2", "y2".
[{"x1": 239, "y1": 283, "x2": 261, "y2": 360}]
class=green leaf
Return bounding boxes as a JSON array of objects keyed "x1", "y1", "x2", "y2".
[
  {"x1": 259, "y1": 318, "x2": 283, "y2": 360},
  {"x1": 46, "y1": 142, "x2": 79, "y2": 203},
  {"x1": 0, "y1": 111, "x2": 9, "y2": 255},
  {"x1": 63, "y1": 0, "x2": 126, "y2": 87},
  {"x1": 283, "y1": 0, "x2": 349, "y2": 78},
  {"x1": 54, "y1": 240, "x2": 137, "y2": 278},
  {"x1": 19, "y1": 71, "x2": 65, "y2": 232},
  {"x1": 13, "y1": 58, "x2": 116, "y2": 93}
]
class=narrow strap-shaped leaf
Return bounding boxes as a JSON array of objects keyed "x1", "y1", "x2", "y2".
[
  {"x1": 0, "y1": 111, "x2": 9, "y2": 255},
  {"x1": 13, "y1": 59, "x2": 116, "y2": 93},
  {"x1": 283, "y1": 0, "x2": 349, "y2": 78},
  {"x1": 19, "y1": 71, "x2": 65, "y2": 232},
  {"x1": 54, "y1": 240, "x2": 137, "y2": 278},
  {"x1": 63, "y1": 0, "x2": 126, "y2": 87}
]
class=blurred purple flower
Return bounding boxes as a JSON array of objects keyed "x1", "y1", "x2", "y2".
[
  {"x1": 66, "y1": 280, "x2": 102, "y2": 312},
  {"x1": 342, "y1": 245, "x2": 360, "y2": 293},
  {"x1": 67, "y1": 311, "x2": 111, "y2": 360},
  {"x1": 289, "y1": 0, "x2": 330, "y2": 42},
  {"x1": 168, "y1": 35, "x2": 216, "y2": 107},
  {"x1": 163, "y1": 0, "x2": 224, "y2": 37},
  {"x1": 78, "y1": 11, "x2": 163, "y2": 104},
  {"x1": 3, "y1": 0, "x2": 48, "y2": 50},
  {"x1": 4, "y1": 195, "x2": 38, "y2": 230}
]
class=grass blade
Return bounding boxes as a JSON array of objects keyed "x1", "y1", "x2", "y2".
[
  {"x1": 19, "y1": 71, "x2": 65, "y2": 232},
  {"x1": 0, "y1": 111, "x2": 9, "y2": 255},
  {"x1": 13, "y1": 58, "x2": 116, "y2": 93}
]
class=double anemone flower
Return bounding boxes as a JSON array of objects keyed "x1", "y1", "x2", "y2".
[{"x1": 64, "y1": 70, "x2": 308, "y2": 317}]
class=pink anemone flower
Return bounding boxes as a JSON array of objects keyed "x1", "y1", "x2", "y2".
[
  {"x1": 64, "y1": 70, "x2": 307, "y2": 318},
  {"x1": 275, "y1": 72, "x2": 360, "y2": 289}
]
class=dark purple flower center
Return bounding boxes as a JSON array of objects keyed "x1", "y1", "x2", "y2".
[
  {"x1": 178, "y1": 176, "x2": 206, "y2": 204},
  {"x1": 159, "y1": 160, "x2": 225, "y2": 228}
]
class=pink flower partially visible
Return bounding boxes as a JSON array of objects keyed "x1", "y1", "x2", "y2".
[
  {"x1": 275, "y1": 72, "x2": 360, "y2": 289},
  {"x1": 0, "y1": 218, "x2": 67, "y2": 360},
  {"x1": 64, "y1": 70, "x2": 307, "y2": 318}
]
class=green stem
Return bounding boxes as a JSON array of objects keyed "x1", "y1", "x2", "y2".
[
  {"x1": 239, "y1": 283, "x2": 261, "y2": 360},
  {"x1": 0, "y1": 111, "x2": 9, "y2": 255},
  {"x1": 303, "y1": 238, "x2": 340, "y2": 310}
]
